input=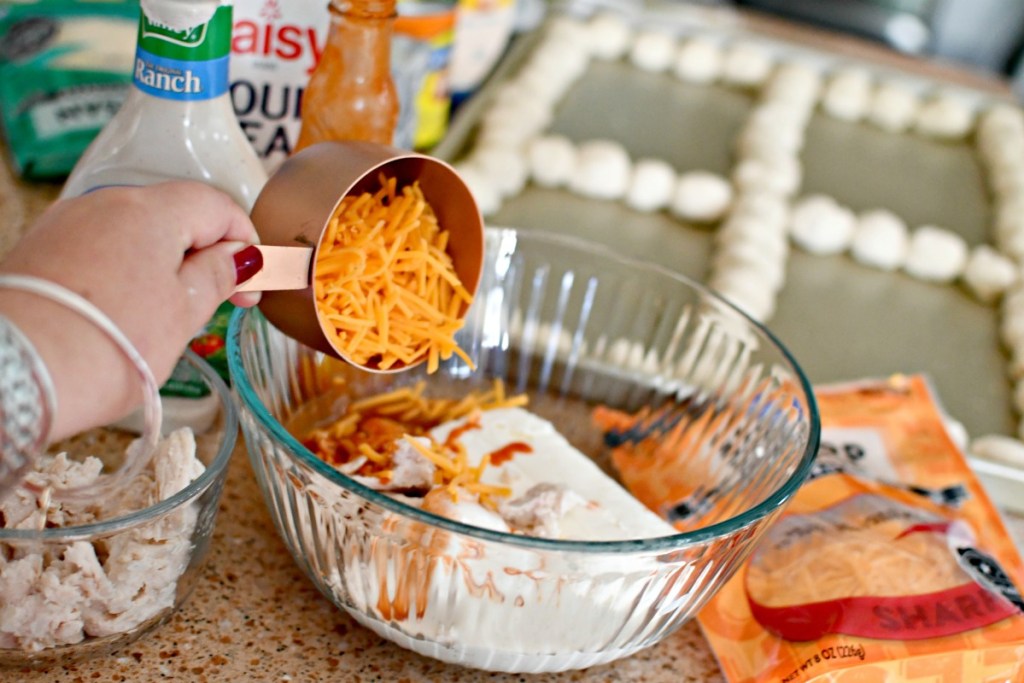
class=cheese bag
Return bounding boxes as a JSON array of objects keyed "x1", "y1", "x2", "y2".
[
  {"x1": 0, "y1": 1, "x2": 137, "y2": 179},
  {"x1": 696, "y1": 375, "x2": 1024, "y2": 683}
]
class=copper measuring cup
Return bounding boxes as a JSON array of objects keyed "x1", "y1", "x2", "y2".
[{"x1": 237, "y1": 140, "x2": 485, "y2": 372}]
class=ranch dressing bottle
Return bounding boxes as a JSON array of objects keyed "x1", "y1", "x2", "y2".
[
  {"x1": 61, "y1": 0, "x2": 266, "y2": 207},
  {"x1": 60, "y1": 0, "x2": 267, "y2": 429}
]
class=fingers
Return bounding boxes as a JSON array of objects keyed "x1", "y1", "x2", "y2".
[
  {"x1": 140, "y1": 181, "x2": 259, "y2": 251},
  {"x1": 178, "y1": 241, "x2": 260, "y2": 329}
]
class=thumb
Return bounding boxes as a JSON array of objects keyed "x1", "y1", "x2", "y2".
[{"x1": 178, "y1": 241, "x2": 259, "y2": 329}]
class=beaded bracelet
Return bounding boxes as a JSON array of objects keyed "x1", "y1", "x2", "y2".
[
  {"x1": 0, "y1": 313, "x2": 56, "y2": 497},
  {"x1": 0, "y1": 274, "x2": 162, "y2": 504}
]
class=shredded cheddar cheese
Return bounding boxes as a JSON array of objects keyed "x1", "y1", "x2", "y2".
[
  {"x1": 315, "y1": 175, "x2": 474, "y2": 372},
  {"x1": 303, "y1": 380, "x2": 527, "y2": 508},
  {"x1": 745, "y1": 517, "x2": 967, "y2": 606}
]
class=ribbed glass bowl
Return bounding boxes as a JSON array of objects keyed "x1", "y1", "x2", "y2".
[
  {"x1": 228, "y1": 227, "x2": 820, "y2": 674},
  {"x1": 0, "y1": 352, "x2": 237, "y2": 667}
]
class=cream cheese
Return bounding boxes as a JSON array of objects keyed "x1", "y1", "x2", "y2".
[
  {"x1": 429, "y1": 407, "x2": 676, "y2": 540},
  {"x1": 315, "y1": 407, "x2": 681, "y2": 671}
]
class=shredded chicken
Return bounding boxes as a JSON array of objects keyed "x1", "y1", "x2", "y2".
[
  {"x1": 498, "y1": 483, "x2": 586, "y2": 538},
  {"x1": 0, "y1": 427, "x2": 204, "y2": 651}
]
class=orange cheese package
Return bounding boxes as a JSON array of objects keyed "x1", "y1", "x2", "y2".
[{"x1": 694, "y1": 375, "x2": 1024, "y2": 682}]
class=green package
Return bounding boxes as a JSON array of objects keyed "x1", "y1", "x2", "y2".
[{"x1": 0, "y1": 1, "x2": 138, "y2": 179}]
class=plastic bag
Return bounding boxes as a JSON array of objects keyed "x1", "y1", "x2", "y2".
[
  {"x1": 697, "y1": 375, "x2": 1024, "y2": 683},
  {"x1": 0, "y1": 1, "x2": 137, "y2": 179}
]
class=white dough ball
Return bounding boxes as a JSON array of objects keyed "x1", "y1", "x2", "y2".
[
  {"x1": 821, "y1": 68, "x2": 872, "y2": 122},
  {"x1": 729, "y1": 191, "x2": 790, "y2": 233},
  {"x1": 788, "y1": 194, "x2": 856, "y2": 255},
  {"x1": 629, "y1": 30, "x2": 677, "y2": 72},
  {"x1": 970, "y1": 434, "x2": 1024, "y2": 468},
  {"x1": 850, "y1": 209, "x2": 909, "y2": 271},
  {"x1": 1000, "y1": 310, "x2": 1024, "y2": 349},
  {"x1": 764, "y1": 62, "x2": 822, "y2": 106},
  {"x1": 518, "y1": 43, "x2": 590, "y2": 103},
  {"x1": 453, "y1": 162, "x2": 501, "y2": 217},
  {"x1": 978, "y1": 130, "x2": 1024, "y2": 171},
  {"x1": 732, "y1": 155, "x2": 802, "y2": 197},
  {"x1": 982, "y1": 141, "x2": 1024, "y2": 186},
  {"x1": 471, "y1": 144, "x2": 529, "y2": 198},
  {"x1": 962, "y1": 244, "x2": 1017, "y2": 303},
  {"x1": 735, "y1": 123, "x2": 804, "y2": 159},
  {"x1": 717, "y1": 215, "x2": 790, "y2": 262},
  {"x1": 998, "y1": 228, "x2": 1024, "y2": 263},
  {"x1": 584, "y1": 11, "x2": 633, "y2": 60},
  {"x1": 708, "y1": 268, "x2": 777, "y2": 321},
  {"x1": 480, "y1": 98, "x2": 552, "y2": 142},
  {"x1": 915, "y1": 92, "x2": 975, "y2": 140},
  {"x1": 749, "y1": 98, "x2": 806, "y2": 123},
  {"x1": 670, "y1": 171, "x2": 734, "y2": 223},
  {"x1": 513, "y1": 65, "x2": 577, "y2": 108},
  {"x1": 1004, "y1": 322, "x2": 1024, "y2": 360},
  {"x1": 491, "y1": 80, "x2": 535, "y2": 109},
  {"x1": 903, "y1": 225, "x2": 968, "y2": 283},
  {"x1": 980, "y1": 103, "x2": 1024, "y2": 136},
  {"x1": 750, "y1": 99, "x2": 814, "y2": 130},
  {"x1": 672, "y1": 37, "x2": 723, "y2": 84},
  {"x1": 977, "y1": 104, "x2": 1024, "y2": 156},
  {"x1": 625, "y1": 158, "x2": 677, "y2": 212},
  {"x1": 721, "y1": 42, "x2": 774, "y2": 87},
  {"x1": 867, "y1": 81, "x2": 920, "y2": 132},
  {"x1": 712, "y1": 240, "x2": 787, "y2": 291},
  {"x1": 990, "y1": 163, "x2": 1024, "y2": 202},
  {"x1": 1008, "y1": 342, "x2": 1024, "y2": 380},
  {"x1": 531, "y1": 36, "x2": 592, "y2": 74},
  {"x1": 1003, "y1": 283, "x2": 1024, "y2": 318},
  {"x1": 544, "y1": 15, "x2": 591, "y2": 51},
  {"x1": 995, "y1": 196, "x2": 1024, "y2": 241},
  {"x1": 526, "y1": 135, "x2": 577, "y2": 189},
  {"x1": 568, "y1": 139, "x2": 632, "y2": 200}
]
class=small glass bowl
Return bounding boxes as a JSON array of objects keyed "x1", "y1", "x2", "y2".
[
  {"x1": 228, "y1": 227, "x2": 820, "y2": 674},
  {"x1": 0, "y1": 351, "x2": 237, "y2": 667}
]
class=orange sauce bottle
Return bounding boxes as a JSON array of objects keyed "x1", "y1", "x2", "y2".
[{"x1": 295, "y1": 0, "x2": 399, "y2": 150}]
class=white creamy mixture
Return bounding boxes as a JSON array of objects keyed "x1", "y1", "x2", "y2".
[
  {"x1": 317, "y1": 407, "x2": 679, "y2": 670},
  {"x1": 429, "y1": 407, "x2": 674, "y2": 540},
  {"x1": 0, "y1": 429, "x2": 204, "y2": 652}
]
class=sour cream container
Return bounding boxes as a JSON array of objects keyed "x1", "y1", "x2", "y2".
[{"x1": 230, "y1": 0, "x2": 459, "y2": 172}]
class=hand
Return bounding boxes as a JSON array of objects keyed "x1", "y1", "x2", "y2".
[{"x1": 0, "y1": 181, "x2": 262, "y2": 440}]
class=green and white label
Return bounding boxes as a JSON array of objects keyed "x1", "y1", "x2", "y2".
[{"x1": 133, "y1": 5, "x2": 231, "y2": 100}]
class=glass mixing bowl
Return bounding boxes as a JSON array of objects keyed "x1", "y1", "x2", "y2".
[
  {"x1": 0, "y1": 351, "x2": 237, "y2": 667},
  {"x1": 228, "y1": 227, "x2": 820, "y2": 673}
]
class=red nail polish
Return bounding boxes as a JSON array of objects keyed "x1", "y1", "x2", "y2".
[{"x1": 234, "y1": 245, "x2": 263, "y2": 285}]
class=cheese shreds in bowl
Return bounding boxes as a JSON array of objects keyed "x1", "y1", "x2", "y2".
[
  {"x1": 314, "y1": 176, "x2": 475, "y2": 373},
  {"x1": 302, "y1": 379, "x2": 526, "y2": 507}
]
